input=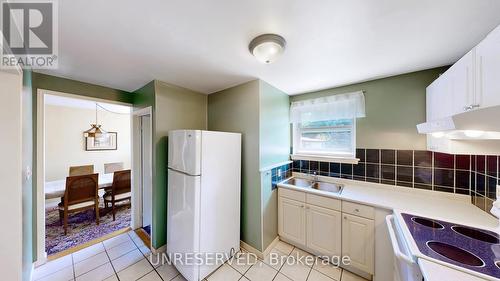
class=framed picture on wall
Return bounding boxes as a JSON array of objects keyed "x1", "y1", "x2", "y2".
[{"x1": 85, "y1": 132, "x2": 118, "y2": 151}]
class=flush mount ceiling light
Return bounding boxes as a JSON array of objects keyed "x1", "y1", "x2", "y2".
[{"x1": 249, "y1": 34, "x2": 286, "y2": 64}]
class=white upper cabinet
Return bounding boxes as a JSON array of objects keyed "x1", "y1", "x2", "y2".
[
  {"x1": 475, "y1": 25, "x2": 500, "y2": 109},
  {"x1": 427, "y1": 72, "x2": 453, "y2": 120},
  {"x1": 426, "y1": 25, "x2": 500, "y2": 121},
  {"x1": 449, "y1": 50, "x2": 475, "y2": 115}
]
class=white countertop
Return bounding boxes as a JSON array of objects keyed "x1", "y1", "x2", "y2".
[
  {"x1": 278, "y1": 173, "x2": 499, "y2": 281},
  {"x1": 279, "y1": 172, "x2": 497, "y2": 229}
]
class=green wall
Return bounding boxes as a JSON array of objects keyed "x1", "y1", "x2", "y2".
[
  {"x1": 259, "y1": 81, "x2": 289, "y2": 250},
  {"x1": 208, "y1": 80, "x2": 290, "y2": 251},
  {"x1": 208, "y1": 80, "x2": 262, "y2": 250},
  {"x1": 32, "y1": 73, "x2": 134, "y2": 104},
  {"x1": 31, "y1": 73, "x2": 207, "y2": 256},
  {"x1": 259, "y1": 81, "x2": 290, "y2": 168},
  {"x1": 290, "y1": 67, "x2": 449, "y2": 150},
  {"x1": 22, "y1": 70, "x2": 33, "y2": 281},
  {"x1": 152, "y1": 80, "x2": 207, "y2": 248}
]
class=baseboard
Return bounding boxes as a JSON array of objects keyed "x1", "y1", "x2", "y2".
[
  {"x1": 240, "y1": 236, "x2": 280, "y2": 259},
  {"x1": 240, "y1": 240, "x2": 264, "y2": 259},
  {"x1": 152, "y1": 244, "x2": 167, "y2": 254},
  {"x1": 34, "y1": 252, "x2": 48, "y2": 267},
  {"x1": 262, "y1": 236, "x2": 280, "y2": 257}
]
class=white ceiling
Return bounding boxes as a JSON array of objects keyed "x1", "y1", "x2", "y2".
[
  {"x1": 38, "y1": 0, "x2": 500, "y2": 95},
  {"x1": 45, "y1": 94, "x2": 131, "y2": 114}
]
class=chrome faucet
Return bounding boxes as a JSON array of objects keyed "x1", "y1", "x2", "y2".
[{"x1": 312, "y1": 171, "x2": 319, "y2": 183}]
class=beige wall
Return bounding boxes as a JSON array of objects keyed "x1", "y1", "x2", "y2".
[
  {"x1": 291, "y1": 67, "x2": 449, "y2": 150},
  {"x1": 45, "y1": 105, "x2": 131, "y2": 181}
]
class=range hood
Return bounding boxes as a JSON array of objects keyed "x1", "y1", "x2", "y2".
[{"x1": 417, "y1": 106, "x2": 500, "y2": 140}]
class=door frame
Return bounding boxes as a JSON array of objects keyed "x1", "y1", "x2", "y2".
[
  {"x1": 35, "y1": 89, "x2": 135, "y2": 264},
  {"x1": 131, "y1": 107, "x2": 153, "y2": 245}
]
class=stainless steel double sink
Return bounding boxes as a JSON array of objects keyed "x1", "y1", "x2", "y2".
[{"x1": 281, "y1": 177, "x2": 344, "y2": 194}]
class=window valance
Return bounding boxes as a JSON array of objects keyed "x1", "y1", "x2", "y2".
[{"x1": 290, "y1": 91, "x2": 365, "y2": 123}]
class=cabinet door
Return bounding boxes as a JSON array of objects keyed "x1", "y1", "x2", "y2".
[
  {"x1": 426, "y1": 75, "x2": 452, "y2": 121},
  {"x1": 306, "y1": 204, "x2": 341, "y2": 257},
  {"x1": 342, "y1": 213, "x2": 375, "y2": 274},
  {"x1": 278, "y1": 197, "x2": 306, "y2": 246},
  {"x1": 476, "y1": 26, "x2": 500, "y2": 109},
  {"x1": 450, "y1": 50, "x2": 475, "y2": 114}
]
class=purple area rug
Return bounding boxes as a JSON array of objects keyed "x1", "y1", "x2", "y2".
[{"x1": 45, "y1": 199, "x2": 131, "y2": 256}]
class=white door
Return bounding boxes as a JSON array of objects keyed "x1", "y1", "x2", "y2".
[
  {"x1": 475, "y1": 25, "x2": 500, "y2": 109},
  {"x1": 140, "y1": 115, "x2": 152, "y2": 229},
  {"x1": 306, "y1": 204, "x2": 341, "y2": 257},
  {"x1": 278, "y1": 197, "x2": 306, "y2": 246},
  {"x1": 168, "y1": 130, "x2": 201, "y2": 175},
  {"x1": 342, "y1": 213, "x2": 375, "y2": 274},
  {"x1": 167, "y1": 169, "x2": 201, "y2": 281}
]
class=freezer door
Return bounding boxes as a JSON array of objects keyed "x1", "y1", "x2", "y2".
[
  {"x1": 167, "y1": 169, "x2": 201, "y2": 281},
  {"x1": 168, "y1": 130, "x2": 202, "y2": 176}
]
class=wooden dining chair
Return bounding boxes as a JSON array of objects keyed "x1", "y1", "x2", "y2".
[
  {"x1": 104, "y1": 162, "x2": 124, "y2": 174},
  {"x1": 58, "y1": 174, "x2": 100, "y2": 235},
  {"x1": 103, "y1": 170, "x2": 131, "y2": 221},
  {"x1": 69, "y1": 165, "x2": 94, "y2": 176}
]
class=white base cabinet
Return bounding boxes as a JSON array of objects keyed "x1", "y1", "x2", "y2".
[
  {"x1": 278, "y1": 197, "x2": 306, "y2": 246},
  {"x1": 278, "y1": 188, "x2": 375, "y2": 277},
  {"x1": 306, "y1": 204, "x2": 342, "y2": 257},
  {"x1": 342, "y1": 213, "x2": 375, "y2": 274}
]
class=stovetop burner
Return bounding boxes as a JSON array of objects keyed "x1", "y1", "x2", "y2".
[
  {"x1": 452, "y1": 225, "x2": 500, "y2": 244},
  {"x1": 411, "y1": 216, "x2": 445, "y2": 229},
  {"x1": 401, "y1": 213, "x2": 500, "y2": 279},
  {"x1": 426, "y1": 241, "x2": 485, "y2": 267}
]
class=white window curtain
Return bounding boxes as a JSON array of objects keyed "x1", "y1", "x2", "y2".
[{"x1": 290, "y1": 91, "x2": 365, "y2": 123}]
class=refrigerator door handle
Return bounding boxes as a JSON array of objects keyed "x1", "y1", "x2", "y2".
[{"x1": 168, "y1": 167, "x2": 201, "y2": 177}]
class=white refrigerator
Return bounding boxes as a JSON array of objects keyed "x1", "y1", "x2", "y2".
[{"x1": 167, "y1": 130, "x2": 241, "y2": 281}]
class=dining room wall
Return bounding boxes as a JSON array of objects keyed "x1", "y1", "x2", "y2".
[{"x1": 44, "y1": 104, "x2": 131, "y2": 181}]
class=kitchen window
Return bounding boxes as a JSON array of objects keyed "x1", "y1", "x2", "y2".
[{"x1": 290, "y1": 91, "x2": 365, "y2": 163}]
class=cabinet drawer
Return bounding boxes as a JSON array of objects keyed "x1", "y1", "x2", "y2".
[
  {"x1": 306, "y1": 193, "x2": 341, "y2": 211},
  {"x1": 342, "y1": 201, "x2": 374, "y2": 219},
  {"x1": 279, "y1": 188, "x2": 306, "y2": 202}
]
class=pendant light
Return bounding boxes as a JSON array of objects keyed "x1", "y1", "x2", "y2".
[
  {"x1": 83, "y1": 103, "x2": 107, "y2": 138},
  {"x1": 249, "y1": 34, "x2": 286, "y2": 64}
]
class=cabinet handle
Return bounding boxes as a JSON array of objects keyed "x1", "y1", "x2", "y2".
[
  {"x1": 301, "y1": 205, "x2": 305, "y2": 208},
  {"x1": 464, "y1": 104, "x2": 480, "y2": 111},
  {"x1": 344, "y1": 216, "x2": 347, "y2": 220}
]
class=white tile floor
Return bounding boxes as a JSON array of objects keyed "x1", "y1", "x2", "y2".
[{"x1": 33, "y1": 231, "x2": 368, "y2": 281}]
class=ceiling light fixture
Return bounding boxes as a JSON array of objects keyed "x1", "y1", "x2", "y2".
[
  {"x1": 249, "y1": 34, "x2": 286, "y2": 64},
  {"x1": 83, "y1": 103, "x2": 107, "y2": 139}
]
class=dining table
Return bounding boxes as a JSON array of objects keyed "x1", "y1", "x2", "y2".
[{"x1": 44, "y1": 173, "x2": 114, "y2": 200}]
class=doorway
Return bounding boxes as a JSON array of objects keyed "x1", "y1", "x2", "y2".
[
  {"x1": 36, "y1": 90, "x2": 146, "y2": 263},
  {"x1": 131, "y1": 107, "x2": 154, "y2": 247},
  {"x1": 140, "y1": 114, "x2": 153, "y2": 235}
]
